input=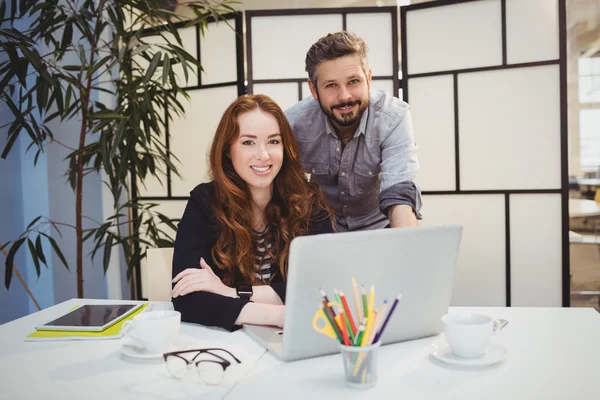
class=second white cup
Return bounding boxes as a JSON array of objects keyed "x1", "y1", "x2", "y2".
[
  {"x1": 442, "y1": 313, "x2": 502, "y2": 358},
  {"x1": 122, "y1": 310, "x2": 181, "y2": 353}
]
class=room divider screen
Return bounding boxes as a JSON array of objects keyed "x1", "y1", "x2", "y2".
[
  {"x1": 131, "y1": 1, "x2": 568, "y2": 307},
  {"x1": 402, "y1": 0, "x2": 567, "y2": 306}
]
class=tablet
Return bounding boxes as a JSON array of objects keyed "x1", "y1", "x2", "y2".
[{"x1": 34, "y1": 304, "x2": 144, "y2": 332}]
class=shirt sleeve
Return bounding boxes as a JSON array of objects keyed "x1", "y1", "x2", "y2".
[
  {"x1": 172, "y1": 185, "x2": 250, "y2": 332},
  {"x1": 379, "y1": 104, "x2": 422, "y2": 217}
]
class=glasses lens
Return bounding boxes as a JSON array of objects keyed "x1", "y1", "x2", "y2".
[
  {"x1": 166, "y1": 355, "x2": 188, "y2": 379},
  {"x1": 196, "y1": 361, "x2": 224, "y2": 385}
]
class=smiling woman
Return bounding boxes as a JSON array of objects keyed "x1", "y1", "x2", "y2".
[{"x1": 171, "y1": 94, "x2": 335, "y2": 331}]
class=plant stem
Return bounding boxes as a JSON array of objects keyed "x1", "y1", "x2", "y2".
[
  {"x1": 75, "y1": 0, "x2": 106, "y2": 298},
  {"x1": 1, "y1": 247, "x2": 41, "y2": 311}
]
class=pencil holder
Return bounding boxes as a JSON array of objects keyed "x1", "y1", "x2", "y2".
[{"x1": 338, "y1": 340, "x2": 381, "y2": 389}]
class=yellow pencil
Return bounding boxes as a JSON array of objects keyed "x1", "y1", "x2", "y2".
[
  {"x1": 367, "y1": 305, "x2": 385, "y2": 345},
  {"x1": 361, "y1": 309, "x2": 377, "y2": 347},
  {"x1": 368, "y1": 284, "x2": 375, "y2": 317},
  {"x1": 352, "y1": 277, "x2": 364, "y2": 324}
]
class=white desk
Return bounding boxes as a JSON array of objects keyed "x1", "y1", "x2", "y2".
[
  {"x1": 1, "y1": 301, "x2": 599, "y2": 400},
  {"x1": 0, "y1": 299, "x2": 267, "y2": 400},
  {"x1": 569, "y1": 198, "x2": 600, "y2": 218}
]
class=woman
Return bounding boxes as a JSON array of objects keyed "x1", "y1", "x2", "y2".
[{"x1": 171, "y1": 94, "x2": 334, "y2": 331}]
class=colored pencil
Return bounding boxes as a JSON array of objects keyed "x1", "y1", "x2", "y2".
[
  {"x1": 351, "y1": 277, "x2": 364, "y2": 324},
  {"x1": 361, "y1": 309, "x2": 377, "y2": 347},
  {"x1": 320, "y1": 288, "x2": 336, "y2": 317},
  {"x1": 339, "y1": 290, "x2": 357, "y2": 334},
  {"x1": 362, "y1": 285, "x2": 368, "y2": 319},
  {"x1": 368, "y1": 284, "x2": 375, "y2": 318},
  {"x1": 322, "y1": 299, "x2": 343, "y2": 342},
  {"x1": 373, "y1": 293, "x2": 402, "y2": 344},
  {"x1": 339, "y1": 310, "x2": 350, "y2": 345},
  {"x1": 367, "y1": 305, "x2": 385, "y2": 346},
  {"x1": 321, "y1": 304, "x2": 343, "y2": 343},
  {"x1": 353, "y1": 318, "x2": 367, "y2": 346},
  {"x1": 372, "y1": 300, "x2": 388, "y2": 343}
]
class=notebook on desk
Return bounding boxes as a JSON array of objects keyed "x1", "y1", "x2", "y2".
[{"x1": 243, "y1": 224, "x2": 463, "y2": 362}]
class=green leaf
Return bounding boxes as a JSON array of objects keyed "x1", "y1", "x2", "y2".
[
  {"x1": 46, "y1": 236, "x2": 69, "y2": 271},
  {"x1": 5, "y1": 237, "x2": 25, "y2": 289},
  {"x1": 35, "y1": 235, "x2": 47, "y2": 267},
  {"x1": 103, "y1": 233, "x2": 113, "y2": 274},
  {"x1": 60, "y1": 22, "x2": 73, "y2": 53},
  {"x1": 26, "y1": 216, "x2": 42, "y2": 230},
  {"x1": 144, "y1": 51, "x2": 161, "y2": 85},
  {"x1": 162, "y1": 54, "x2": 171, "y2": 85},
  {"x1": 27, "y1": 238, "x2": 41, "y2": 278}
]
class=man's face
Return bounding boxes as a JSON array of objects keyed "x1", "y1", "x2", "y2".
[{"x1": 308, "y1": 55, "x2": 372, "y2": 130}]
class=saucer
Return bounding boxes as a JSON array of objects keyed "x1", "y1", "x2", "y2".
[
  {"x1": 430, "y1": 340, "x2": 507, "y2": 367},
  {"x1": 121, "y1": 335, "x2": 194, "y2": 359}
]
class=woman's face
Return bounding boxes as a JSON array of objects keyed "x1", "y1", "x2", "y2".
[{"x1": 229, "y1": 108, "x2": 284, "y2": 195}]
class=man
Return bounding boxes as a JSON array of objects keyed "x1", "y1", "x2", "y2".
[{"x1": 285, "y1": 31, "x2": 422, "y2": 231}]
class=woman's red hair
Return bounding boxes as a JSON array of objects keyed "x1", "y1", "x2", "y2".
[{"x1": 209, "y1": 94, "x2": 333, "y2": 285}]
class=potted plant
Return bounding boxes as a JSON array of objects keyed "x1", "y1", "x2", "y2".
[{"x1": 0, "y1": 0, "x2": 235, "y2": 297}]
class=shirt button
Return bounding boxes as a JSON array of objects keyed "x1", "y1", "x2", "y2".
[
  {"x1": 368, "y1": 171, "x2": 372, "y2": 176},
  {"x1": 336, "y1": 148, "x2": 340, "y2": 152},
  {"x1": 312, "y1": 168, "x2": 315, "y2": 173},
  {"x1": 341, "y1": 172, "x2": 345, "y2": 177},
  {"x1": 340, "y1": 191, "x2": 345, "y2": 196}
]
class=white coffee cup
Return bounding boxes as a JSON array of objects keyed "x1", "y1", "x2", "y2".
[
  {"x1": 122, "y1": 310, "x2": 181, "y2": 353},
  {"x1": 442, "y1": 313, "x2": 503, "y2": 358}
]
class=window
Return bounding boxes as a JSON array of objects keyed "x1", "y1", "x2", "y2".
[
  {"x1": 579, "y1": 57, "x2": 600, "y2": 103},
  {"x1": 580, "y1": 109, "x2": 600, "y2": 172},
  {"x1": 578, "y1": 57, "x2": 600, "y2": 172}
]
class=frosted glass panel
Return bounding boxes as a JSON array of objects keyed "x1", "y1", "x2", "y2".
[
  {"x1": 253, "y1": 83, "x2": 299, "y2": 112},
  {"x1": 406, "y1": 0, "x2": 502, "y2": 74},
  {"x1": 137, "y1": 163, "x2": 168, "y2": 197},
  {"x1": 408, "y1": 75, "x2": 455, "y2": 191},
  {"x1": 251, "y1": 14, "x2": 343, "y2": 79},
  {"x1": 510, "y1": 194, "x2": 562, "y2": 306},
  {"x1": 170, "y1": 86, "x2": 239, "y2": 196},
  {"x1": 459, "y1": 66, "x2": 561, "y2": 190},
  {"x1": 139, "y1": 200, "x2": 187, "y2": 299},
  {"x1": 301, "y1": 81, "x2": 311, "y2": 100},
  {"x1": 506, "y1": 0, "x2": 559, "y2": 64},
  {"x1": 346, "y1": 13, "x2": 393, "y2": 76},
  {"x1": 420, "y1": 195, "x2": 506, "y2": 306},
  {"x1": 370, "y1": 80, "x2": 394, "y2": 95},
  {"x1": 139, "y1": 27, "x2": 198, "y2": 88},
  {"x1": 201, "y1": 20, "x2": 238, "y2": 85}
]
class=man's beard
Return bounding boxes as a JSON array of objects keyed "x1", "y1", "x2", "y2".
[{"x1": 318, "y1": 96, "x2": 369, "y2": 128}]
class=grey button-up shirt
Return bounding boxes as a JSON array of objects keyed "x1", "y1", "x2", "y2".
[{"x1": 285, "y1": 89, "x2": 422, "y2": 232}]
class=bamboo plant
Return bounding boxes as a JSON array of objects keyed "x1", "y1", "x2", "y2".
[{"x1": 0, "y1": 0, "x2": 235, "y2": 297}]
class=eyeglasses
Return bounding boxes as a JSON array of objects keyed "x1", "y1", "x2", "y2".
[{"x1": 163, "y1": 348, "x2": 242, "y2": 385}]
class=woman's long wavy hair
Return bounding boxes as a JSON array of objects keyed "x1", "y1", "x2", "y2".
[{"x1": 209, "y1": 94, "x2": 333, "y2": 286}]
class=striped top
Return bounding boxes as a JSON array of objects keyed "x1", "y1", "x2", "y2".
[{"x1": 254, "y1": 228, "x2": 273, "y2": 281}]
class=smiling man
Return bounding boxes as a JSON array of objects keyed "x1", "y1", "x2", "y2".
[{"x1": 285, "y1": 32, "x2": 422, "y2": 231}]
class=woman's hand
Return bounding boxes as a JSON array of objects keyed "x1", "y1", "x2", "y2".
[{"x1": 171, "y1": 258, "x2": 235, "y2": 298}]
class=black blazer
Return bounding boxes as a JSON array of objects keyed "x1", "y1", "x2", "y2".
[{"x1": 172, "y1": 182, "x2": 334, "y2": 331}]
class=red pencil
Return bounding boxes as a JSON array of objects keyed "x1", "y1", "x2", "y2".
[
  {"x1": 339, "y1": 290, "x2": 357, "y2": 334},
  {"x1": 339, "y1": 309, "x2": 350, "y2": 345}
]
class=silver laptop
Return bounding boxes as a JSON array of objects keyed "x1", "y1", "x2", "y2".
[{"x1": 243, "y1": 224, "x2": 463, "y2": 362}]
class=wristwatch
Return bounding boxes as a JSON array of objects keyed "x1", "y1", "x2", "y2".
[{"x1": 236, "y1": 282, "x2": 253, "y2": 300}]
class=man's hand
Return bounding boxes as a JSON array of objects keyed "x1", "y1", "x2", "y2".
[{"x1": 171, "y1": 258, "x2": 235, "y2": 298}]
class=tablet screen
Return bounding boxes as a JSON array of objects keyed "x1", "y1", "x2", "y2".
[{"x1": 43, "y1": 304, "x2": 139, "y2": 328}]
